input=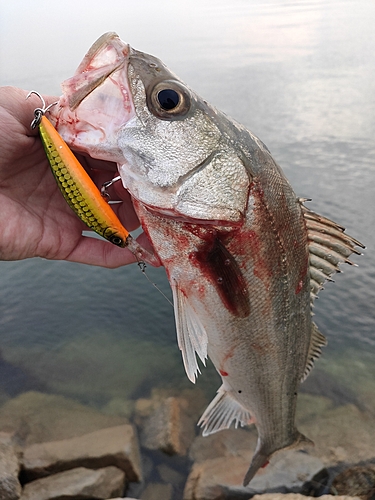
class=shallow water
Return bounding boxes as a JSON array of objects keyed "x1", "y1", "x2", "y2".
[{"x1": 1, "y1": 0, "x2": 374, "y2": 440}]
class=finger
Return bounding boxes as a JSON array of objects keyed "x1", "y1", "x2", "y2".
[
  {"x1": 64, "y1": 234, "x2": 138, "y2": 268},
  {"x1": 65, "y1": 232, "x2": 160, "y2": 268}
]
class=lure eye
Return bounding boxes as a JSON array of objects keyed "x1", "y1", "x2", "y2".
[
  {"x1": 149, "y1": 80, "x2": 191, "y2": 120},
  {"x1": 109, "y1": 234, "x2": 124, "y2": 247}
]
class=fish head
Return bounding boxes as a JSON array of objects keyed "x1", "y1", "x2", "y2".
[{"x1": 52, "y1": 32, "x2": 249, "y2": 222}]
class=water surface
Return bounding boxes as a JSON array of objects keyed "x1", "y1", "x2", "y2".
[{"x1": 1, "y1": 0, "x2": 374, "y2": 417}]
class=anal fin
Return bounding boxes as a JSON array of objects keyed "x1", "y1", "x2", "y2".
[
  {"x1": 171, "y1": 280, "x2": 208, "y2": 383},
  {"x1": 198, "y1": 385, "x2": 253, "y2": 436}
]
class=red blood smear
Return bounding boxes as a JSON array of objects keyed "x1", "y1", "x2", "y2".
[
  {"x1": 261, "y1": 460, "x2": 270, "y2": 469},
  {"x1": 219, "y1": 369, "x2": 229, "y2": 376}
]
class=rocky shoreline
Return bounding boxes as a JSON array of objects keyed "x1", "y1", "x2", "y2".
[{"x1": 0, "y1": 390, "x2": 375, "y2": 499}]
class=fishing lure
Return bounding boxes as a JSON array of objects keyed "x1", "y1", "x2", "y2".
[{"x1": 27, "y1": 91, "x2": 151, "y2": 261}]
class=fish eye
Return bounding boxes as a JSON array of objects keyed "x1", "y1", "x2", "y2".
[
  {"x1": 149, "y1": 80, "x2": 191, "y2": 120},
  {"x1": 157, "y1": 89, "x2": 180, "y2": 110}
]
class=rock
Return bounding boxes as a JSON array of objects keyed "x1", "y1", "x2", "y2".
[
  {"x1": 330, "y1": 464, "x2": 375, "y2": 499},
  {"x1": 134, "y1": 387, "x2": 207, "y2": 424},
  {"x1": 141, "y1": 397, "x2": 195, "y2": 456},
  {"x1": 183, "y1": 449, "x2": 326, "y2": 500},
  {"x1": 22, "y1": 424, "x2": 142, "y2": 483},
  {"x1": 140, "y1": 482, "x2": 173, "y2": 500},
  {"x1": 189, "y1": 427, "x2": 258, "y2": 463},
  {"x1": 134, "y1": 398, "x2": 156, "y2": 421},
  {"x1": 101, "y1": 398, "x2": 135, "y2": 419},
  {"x1": 297, "y1": 395, "x2": 375, "y2": 466},
  {"x1": 252, "y1": 494, "x2": 361, "y2": 500},
  {"x1": 0, "y1": 433, "x2": 22, "y2": 500},
  {"x1": 157, "y1": 463, "x2": 185, "y2": 485},
  {"x1": 20, "y1": 466, "x2": 125, "y2": 500},
  {"x1": 0, "y1": 391, "x2": 127, "y2": 446}
]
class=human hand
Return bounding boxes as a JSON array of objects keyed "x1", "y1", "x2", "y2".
[{"x1": 0, "y1": 86, "x2": 157, "y2": 267}]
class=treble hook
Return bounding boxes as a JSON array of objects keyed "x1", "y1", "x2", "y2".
[
  {"x1": 101, "y1": 175, "x2": 122, "y2": 200},
  {"x1": 26, "y1": 90, "x2": 58, "y2": 129}
]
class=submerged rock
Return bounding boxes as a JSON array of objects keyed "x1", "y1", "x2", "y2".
[
  {"x1": 20, "y1": 466, "x2": 125, "y2": 500},
  {"x1": 189, "y1": 427, "x2": 257, "y2": 463},
  {"x1": 22, "y1": 424, "x2": 142, "y2": 482},
  {"x1": 0, "y1": 391, "x2": 127, "y2": 445},
  {"x1": 297, "y1": 395, "x2": 375, "y2": 466},
  {"x1": 0, "y1": 433, "x2": 21, "y2": 500},
  {"x1": 141, "y1": 397, "x2": 195, "y2": 456}
]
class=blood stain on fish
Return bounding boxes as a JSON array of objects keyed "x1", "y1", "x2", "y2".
[{"x1": 190, "y1": 233, "x2": 250, "y2": 318}]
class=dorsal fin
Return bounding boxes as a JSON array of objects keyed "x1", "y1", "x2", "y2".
[
  {"x1": 301, "y1": 322, "x2": 327, "y2": 382},
  {"x1": 300, "y1": 201, "x2": 365, "y2": 305}
]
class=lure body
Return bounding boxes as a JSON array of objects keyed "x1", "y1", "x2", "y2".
[{"x1": 39, "y1": 114, "x2": 130, "y2": 247}]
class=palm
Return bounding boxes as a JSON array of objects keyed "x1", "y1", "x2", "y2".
[{"x1": 0, "y1": 87, "x2": 155, "y2": 267}]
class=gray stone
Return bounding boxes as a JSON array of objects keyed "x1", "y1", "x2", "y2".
[
  {"x1": 0, "y1": 432, "x2": 21, "y2": 500},
  {"x1": 0, "y1": 391, "x2": 127, "y2": 446},
  {"x1": 183, "y1": 449, "x2": 325, "y2": 500},
  {"x1": 141, "y1": 397, "x2": 195, "y2": 456},
  {"x1": 22, "y1": 424, "x2": 142, "y2": 482},
  {"x1": 252, "y1": 495, "x2": 361, "y2": 500},
  {"x1": 140, "y1": 482, "x2": 173, "y2": 500},
  {"x1": 20, "y1": 466, "x2": 125, "y2": 500}
]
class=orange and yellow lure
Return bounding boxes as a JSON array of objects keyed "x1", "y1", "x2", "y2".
[{"x1": 27, "y1": 91, "x2": 145, "y2": 257}]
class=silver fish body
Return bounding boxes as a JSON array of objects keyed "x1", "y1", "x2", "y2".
[{"x1": 50, "y1": 33, "x2": 364, "y2": 485}]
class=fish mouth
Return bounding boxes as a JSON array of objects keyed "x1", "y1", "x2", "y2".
[{"x1": 49, "y1": 32, "x2": 135, "y2": 163}]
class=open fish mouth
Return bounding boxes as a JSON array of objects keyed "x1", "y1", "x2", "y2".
[{"x1": 50, "y1": 32, "x2": 135, "y2": 163}]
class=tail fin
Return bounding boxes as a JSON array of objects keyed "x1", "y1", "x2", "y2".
[
  {"x1": 243, "y1": 447, "x2": 270, "y2": 486},
  {"x1": 243, "y1": 430, "x2": 314, "y2": 487}
]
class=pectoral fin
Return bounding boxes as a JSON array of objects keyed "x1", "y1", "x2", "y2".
[{"x1": 171, "y1": 280, "x2": 208, "y2": 383}]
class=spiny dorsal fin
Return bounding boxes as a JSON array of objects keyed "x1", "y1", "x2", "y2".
[
  {"x1": 171, "y1": 279, "x2": 208, "y2": 384},
  {"x1": 198, "y1": 385, "x2": 254, "y2": 436},
  {"x1": 301, "y1": 322, "x2": 327, "y2": 382},
  {"x1": 300, "y1": 201, "x2": 365, "y2": 305}
]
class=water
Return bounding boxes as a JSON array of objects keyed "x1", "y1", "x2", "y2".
[{"x1": 0, "y1": 0, "x2": 374, "y2": 452}]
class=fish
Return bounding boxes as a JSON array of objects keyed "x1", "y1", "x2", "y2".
[{"x1": 49, "y1": 32, "x2": 364, "y2": 485}]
